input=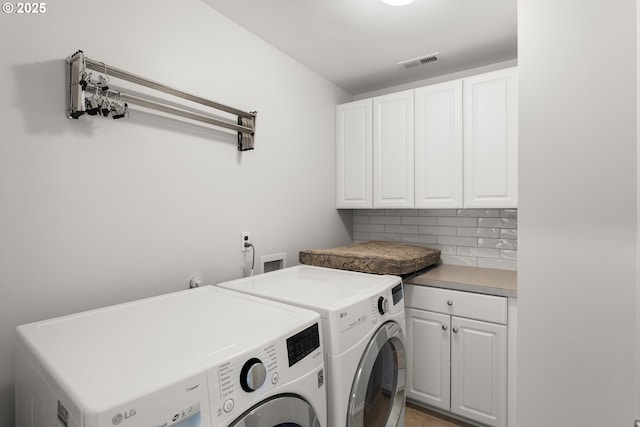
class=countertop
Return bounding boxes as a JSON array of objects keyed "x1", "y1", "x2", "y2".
[{"x1": 407, "y1": 264, "x2": 517, "y2": 298}]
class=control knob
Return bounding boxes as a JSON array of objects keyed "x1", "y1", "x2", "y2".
[
  {"x1": 377, "y1": 296, "x2": 389, "y2": 315},
  {"x1": 240, "y1": 358, "x2": 267, "y2": 392}
]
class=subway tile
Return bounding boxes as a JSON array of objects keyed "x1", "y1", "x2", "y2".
[
  {"x1": 386, "y1": 224, "x2": 420, "y2": 234},
  {"x1": 437, "y1": 217, "x2": 478, "y2": 227},
  {"x1": 440, "y1": 255, "x2": 478, "y2": 267},
  {"x1": 351, "y1": 207, "x2": 518, "y2": 271},
  {"x1": 478, "y1": 258, "x2": 517, "y2": 271},
  {"x1": 370, "y1": 233, "x2": 402, "y2": 242},
  {"x1": 457, "y1": 247, "x2": 500, "y2": 258},
  {"x1": 354, "y1": 223, "x2": 385, "y2": 233},
  {"x1": 456, "y1": 209, "x2": 500, "y2": 218},
  {"x1": 500, "y1": 228, "x2": 518, "y2": 239},
  {"x1": 353, "y1": 215, "x2": 370, "y2": 224},
  {"x1": 354, "y1": 209, "x2": 385, "y2": 216},
  {"x1": 501, "y1": 209, "x2": 518, "y2": 218},
  {"x1": 353, "y1": 232, "x2": 370, "y2": 241},
  {"x1": 437, "y1": 236, "x2": 477, "y2": 247},
  {"x1": 419, "y1": 225, "x2": 457, "y2": 236},
  {"x1": 385, "y1": 209, "x2": 417, "y2": 216},
  {"x1": 402, "y1": 216, "x2": 437, "y2": 226},
  {"x1": 353, "y1": 209, "x2": 373, "y2": 216},
  {"x1": 478, "y1": 238, "x2": 518, "y2": 249},
  {"x1": 431, "y1": 245, "x2": 457, "y2": 255},
  {"x1": 402, "y1": 234, "x2": 438, "y2": 245},
  {"x1": 478, "y1": 218, "x2": 518, "y2": 228},
  {"x1": 371, "y1": 216, "x2": 402, "y2": 225},
  {"x1": 456, "y1": 227, "x2": 500, "y2": 238},
  {"x1": 419, "y1": 209, "x2": 458, "y2": 217}
]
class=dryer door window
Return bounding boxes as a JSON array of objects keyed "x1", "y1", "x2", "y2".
[
  {"x1": 229, "y1": 395, "x2": 320, "y2": 427},
  {"x1": 347, "y1": 321, "x2": 407, "y2": 427}
]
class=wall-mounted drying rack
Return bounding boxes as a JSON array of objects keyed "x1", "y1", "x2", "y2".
[{"x1": 66, "y1": 50, "x2": 257, "y2": 151}]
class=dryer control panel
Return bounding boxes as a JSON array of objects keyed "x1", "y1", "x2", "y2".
[
  {"x1": 376, "y1": 283, "x2": 404, "y2": 315},
  {"x1": 368, "y1": 283, "x2": 404, "y2": 324},
  {"x1": 328, "y1": 280, "x2": 405, "y2": 355}
]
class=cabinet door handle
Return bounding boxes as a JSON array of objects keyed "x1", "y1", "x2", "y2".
[
  {"x1": 442, "y1": 324, "x2": 448, "y2": 331},
  {"x1": 452, "y1": 327, "x2": 459, "y2": 334},
  {"x1": 447, "y1": 300, "x2": 453, "y2": 306}
]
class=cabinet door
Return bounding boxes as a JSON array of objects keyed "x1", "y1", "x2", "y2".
[
  {"x1": 451, "y1": 316, "x2": 507, "y2": 427},
  {"x1": 415, "y1": 80, "x2": 463, "y2": 208},
  {"x1": 405, "y1": 308, "x2": 450, "y2": 412},
  {"x1": 336, "y1": 99, "x2": 373, "y2": 208},
  {"x1": 373, "y1": 90, "x2": 414, "y2": 208},
  {"x1": 463, "y1": 68, "x2": 518, "y2": 208}
]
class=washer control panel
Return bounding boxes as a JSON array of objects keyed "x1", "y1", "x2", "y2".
[
  {"x1": 208, "y1": 322, "x2": 322, "y2": 425},
  {"x1": 240, "y1": 357, "x2": 268, "y2": 392},
  {"x1": 286, "y1": 322, "x2": 321, "y2": 367}
]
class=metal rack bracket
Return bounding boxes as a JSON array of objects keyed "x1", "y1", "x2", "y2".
[{"x1": 66, "y1": 50, "x2": 257, "y2": 151}]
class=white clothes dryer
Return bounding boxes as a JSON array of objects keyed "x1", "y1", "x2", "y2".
[
  {"x1": 15, "y1": 286, "x2": 326, "y2": 427},
  {"x1": 218, "y1": 265, "x2": 407, "y2": 427}
]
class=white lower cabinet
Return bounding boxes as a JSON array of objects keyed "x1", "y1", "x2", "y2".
[
  {"x1": 406, "y1": 308, "x2": 451, "y2": 410},
  {"x1": 406, "y1": 285, "x2": 509, "y2": 427},
  {"x1": 450, "y1": 316, "x2": 507, "y2": 426}
]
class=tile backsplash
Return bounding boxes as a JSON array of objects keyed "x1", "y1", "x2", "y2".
[{"x1": 353, "y1": 209, "x2": 517, "y2": 271}]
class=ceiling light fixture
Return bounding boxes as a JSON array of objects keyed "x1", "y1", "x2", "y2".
[{"x1": 381, "y1": 0, "x2": 415, "y2": 6}]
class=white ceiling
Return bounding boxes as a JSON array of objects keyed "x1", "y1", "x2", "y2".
[{"x1": 202, "y1": 0, "x2": 517, "y2": 95}]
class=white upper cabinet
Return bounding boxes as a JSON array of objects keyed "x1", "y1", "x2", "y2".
[
  {"x1": 373, "y1": 90, "x2": 415, "y2": 208},
  {"x1": 335, "y1": 67, "x2": 518, "y2": 210},
  {"x1": 463, "y1": 68, "x2": 518, "y2": 208},
  {"x1": 336, "y1": 99, "x2": 373, "y2": 208},
  {"x1": 415, "y1": 80, "x2": 463, "y2": 208}
]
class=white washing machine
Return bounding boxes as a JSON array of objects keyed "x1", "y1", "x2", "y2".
[
  {"x1": 14, "y1": 286, "x2": 326, "y2": 427},
  {"x1": 218, "y1": 265, "x2": 406, "y2": 427}
]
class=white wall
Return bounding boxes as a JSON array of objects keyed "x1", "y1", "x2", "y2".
[
  {"x1": 518, "y1": 1, "x2": 637, "y2": 426},
  {"x1": 637, "y1": 1, "x2": 640, "y2": 420},
  {"x1": 0, "y1": 1, "x2": 352, "y2": 425}
]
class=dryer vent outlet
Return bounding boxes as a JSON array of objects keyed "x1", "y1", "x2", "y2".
[
  {"x1": 260, "y1": 253, "x2": 287, "y2": 273},
  {"x1": 398, "y1": 52, "x2": 439, "y2": 69}
]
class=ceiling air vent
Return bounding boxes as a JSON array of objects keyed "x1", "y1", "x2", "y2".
[{"x1": 398, "y1": 52, "x2": 439, "y2": 69}]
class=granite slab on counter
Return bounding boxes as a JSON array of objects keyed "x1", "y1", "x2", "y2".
[
  {"x1": 408, "y1": 264, "x2": 517, "y2": 298},
  {"x1": 299, "y1": 241, "x2": 440, "y2": 276}
]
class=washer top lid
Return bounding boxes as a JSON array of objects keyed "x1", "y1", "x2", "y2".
[
  {"x1": 15, "y1": 286, "x2": 319, "y2": 410},
  {"x1": 218, "y1": 265, "x2": 402, "y2": 314}
]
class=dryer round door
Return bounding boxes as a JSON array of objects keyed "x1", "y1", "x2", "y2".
[
  {"x1": 347, "y1": 321, "x2": 407, "y2": 427},
  {"x1": 229, "y1": 394, "x2": 321, "y2": 427}
]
